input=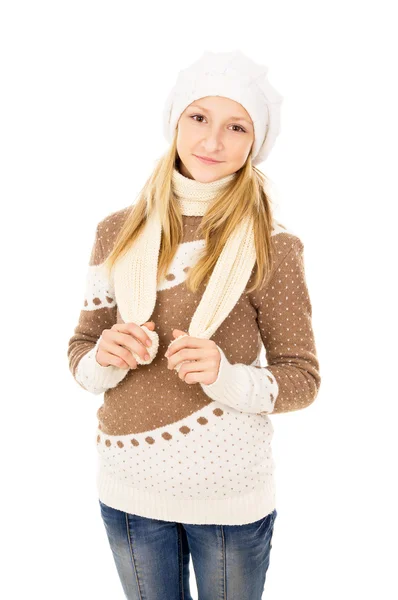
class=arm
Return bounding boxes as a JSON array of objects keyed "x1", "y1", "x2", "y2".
[
  {"x1": 200, "y1": 343, "x2": 279, "y2": 415},
  {"x1": 200, "y1": 238, "x2": 321, "y2": 415},
  {"x1": 66, "y1": 221, "x2": 130, "y2": 395}
]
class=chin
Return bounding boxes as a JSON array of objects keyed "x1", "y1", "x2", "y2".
[{"x1": 186, "y1": 159, "x2": 227, "y2": 182}]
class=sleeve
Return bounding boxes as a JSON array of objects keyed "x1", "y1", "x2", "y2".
[
  {"x1": 66, "y1": 221, "x2": 130, "y2": 395},
  {"x1": 200, "y1": 238, "x2": 321, "y2": 415}
]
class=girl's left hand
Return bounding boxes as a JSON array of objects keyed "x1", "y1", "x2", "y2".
[{"x1": 165, "y1": 329, "x2": 221, "y2": 385}]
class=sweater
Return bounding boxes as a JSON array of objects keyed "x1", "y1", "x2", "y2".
[{"x1": 67, "y1": 171, "x2": 321, "y2": 525}]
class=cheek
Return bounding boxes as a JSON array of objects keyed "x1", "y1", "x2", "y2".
[
  {"x1": 178, "y1": 119, "x2": 197, "y2": 138},
  {"x1": 177, "y1": 126, "x2": 199, "y2": 154},
  {"x1": 229, "y1": 138, "x2": 253, "y2": 163}
]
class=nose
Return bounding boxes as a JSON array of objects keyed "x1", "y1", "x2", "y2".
[{"x1": 201, "y1": 128, "x2": 224, "y2": 153}]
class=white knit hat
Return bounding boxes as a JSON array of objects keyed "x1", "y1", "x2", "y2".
[{"x1": 163, "y1": 49, "x2": 284, "y2": 165}]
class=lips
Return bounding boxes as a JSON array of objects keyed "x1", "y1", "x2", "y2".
[{"x1": 194, "y1": 155, "x2": 223, "y2": 165}]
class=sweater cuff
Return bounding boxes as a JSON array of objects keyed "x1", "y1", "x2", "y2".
[
  {"x1": 200, "y1": 344, "x2": 278, "y2": 415},
  {"x1": 75, "y1": 337, "x2": 130, "y2": 395}
]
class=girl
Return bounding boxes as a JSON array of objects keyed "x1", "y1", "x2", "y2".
[{"x1": 67, "y1": 50, "x2": 321, "y2": 600}]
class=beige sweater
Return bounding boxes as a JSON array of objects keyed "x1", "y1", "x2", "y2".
[{"x1": 67, "y1": 174, "x2": 321, "y2": 525}]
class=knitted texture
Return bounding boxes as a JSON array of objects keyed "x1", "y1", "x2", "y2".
[
  {"x1": 67, "y1": 177, "x2": 321, "y2": 525},
  {"x1": 172, "y1": 167, "x2": 236, "y2": 215},
  {"x1": 162, "y1": 50, "x2": 284, "y2": 166},
  {"x1": 112, "y1": 167, "x2": 257, "y2": 365}
]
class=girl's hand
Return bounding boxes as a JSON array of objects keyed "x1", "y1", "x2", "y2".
[
  {"x1": 96, "y1": 321, "x2": 156, "y2": 369},
  {"x1": 165, "y1": 328, "x2": 221, "y2": 385}
]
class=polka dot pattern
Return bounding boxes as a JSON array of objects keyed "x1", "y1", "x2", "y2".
[
  {"x1": 249, "y1": 238, "x2": 321, "y2": 414},
  {"x1": 67, "y1": 205, "x2": 320, "y2": 524},
  {"x1": 95, "y1": 402, "x2": 275, "y2": 501}
]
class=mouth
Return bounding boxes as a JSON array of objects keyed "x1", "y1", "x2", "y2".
[{"x1": 193, "y1": 154, "x2": 224, "y2": 165}]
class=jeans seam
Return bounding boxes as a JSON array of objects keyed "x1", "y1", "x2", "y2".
[
  {"x1": 177, "y1": 523, "x2": 185, "y2": 600},
  {"x1": 124, "y1": 512, "x2": 143, "y2": 600},
  {"x1": 220, "y1": 526, "x2": 226, "y2": 600}
]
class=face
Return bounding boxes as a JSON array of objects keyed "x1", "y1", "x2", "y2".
[{"x1": 176, "y1": 96, "x2": 255, "y2": 182}]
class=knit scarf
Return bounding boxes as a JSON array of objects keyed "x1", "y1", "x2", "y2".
[{"x1": 112, "y1": 167, "x2": 257, "y2": 365}]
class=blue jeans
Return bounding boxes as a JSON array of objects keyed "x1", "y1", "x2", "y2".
[{"x1": 98, "y1": 499, "x2": 277, "y2": 599}]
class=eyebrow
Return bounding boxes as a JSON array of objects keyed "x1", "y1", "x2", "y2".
[{"x1": 189, "y1": 104, "x2": 253, "y2": 127}]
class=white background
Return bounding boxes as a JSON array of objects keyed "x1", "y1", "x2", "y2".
[{"x1": 1, "y1": 0, "x2": 397, "y2": 598}]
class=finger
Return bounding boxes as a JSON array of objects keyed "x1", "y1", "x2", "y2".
[
  {"x1": 117, "y1": 332, "x2": 151, "y2": 363},
  {"x1": 178, "y1": 362, "x2": 216, "y2": 384},
  {"x1": 113, "y1": 321, "x2": 154, "y2": 349},
  {"x1": 178, "y1": 359, "x2": 219, "y2": 385},
  {"x1": 98, "y1": 347, "x2": 132, "y2": 369},
  {"x1": 100, "y1": 338, "x2": 138, "y2": 369},
  {"x1": 167, "y1": 348, "x2": 205, "y2": 370},
  {"x1": 177, "y1": 359, "x2": 211, "y2": 377},
  {"x1": 172, "y1": 328, "x2": 187, "y2": 337},
  {"x1": 111, "y1": 326, "x2": 152, "y2": 360},
  {"x1": 166, "y1": 335, "x2": 207, "y2": 357},
  {"x1": 183, "y1": 371, "x2": 209, "y2": 384}
]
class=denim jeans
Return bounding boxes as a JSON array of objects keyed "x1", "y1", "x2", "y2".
[{"x1": 98, "y1": 498, "x2": 277, "y2": 599}]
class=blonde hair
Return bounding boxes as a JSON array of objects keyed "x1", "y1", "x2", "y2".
[{"x1": 104, "y1": 129, "x2": 275, "y2": 295}]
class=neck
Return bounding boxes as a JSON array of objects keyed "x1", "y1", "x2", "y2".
[{"x1": 172, "y1": 166, "x2": 237, "y2": 216}]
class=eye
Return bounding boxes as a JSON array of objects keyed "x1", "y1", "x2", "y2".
[
  {"x1": 231, "y1": 124, "x2": 246, "y2": 133},
  {"x1": 191, "y1": 114, "x2": 206, "y2": 123},
  {"x1": 190, "y1": 114, "x2": 246, "y2": 133}
]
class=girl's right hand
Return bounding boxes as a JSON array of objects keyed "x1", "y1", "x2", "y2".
[{"x1": 95, "y1": 321, "x2": 156, "y2": 369}]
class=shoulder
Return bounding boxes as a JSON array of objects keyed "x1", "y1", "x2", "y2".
[
  {"x1": 270, "y1": 218, "x2": 304, "y2": 262},
  {"x1": 96, "y1": 205, "x2": 131, "y2": 235},
  {"x1": 95, "y1": 205, "x2": 132, "y2": 257},
  {"x1": 247, "y1": 221, "x2": 307, "y2": 306}
]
